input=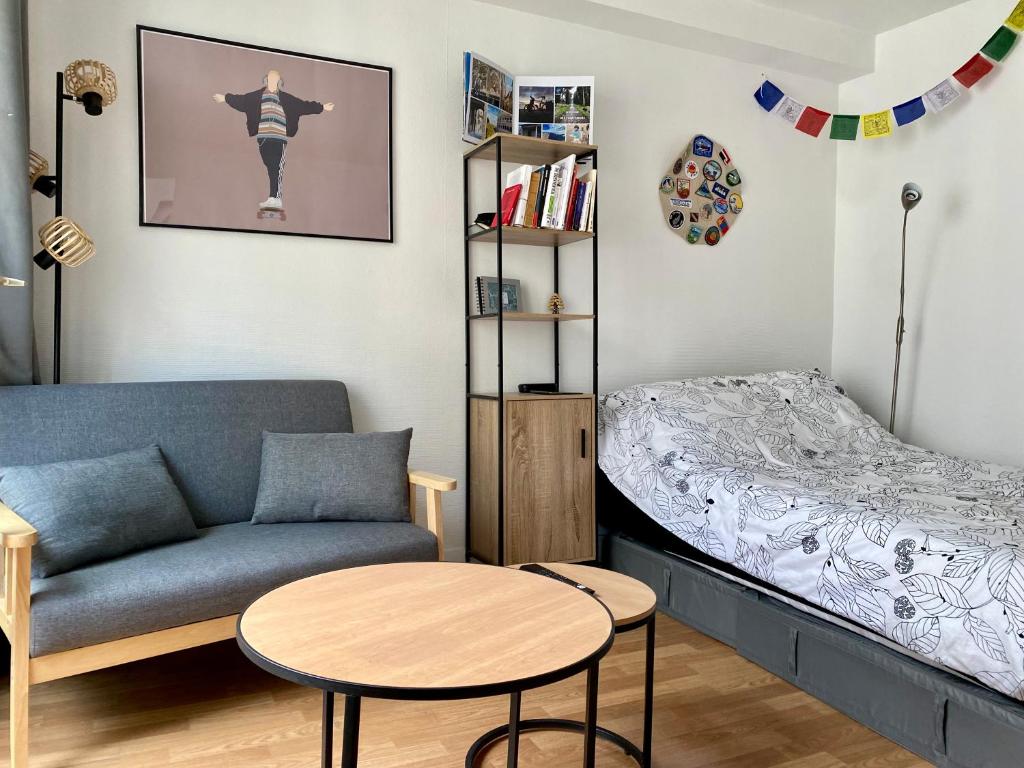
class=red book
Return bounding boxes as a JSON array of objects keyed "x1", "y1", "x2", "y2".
[
  {"x1": 953, "y1": 53, "x2": 994, "y2": 89},
  {"x1": 491, "y1": 184, "x2": 523, "y2": 227},
  {"x1": 563, "y1": 177, "x2": 579, "y2": 230}
]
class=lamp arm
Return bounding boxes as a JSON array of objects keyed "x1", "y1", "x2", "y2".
[{"x1": 889, "y1": 210, "x2": 909, "y2": 434}]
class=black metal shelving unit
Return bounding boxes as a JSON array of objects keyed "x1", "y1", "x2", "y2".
[{"x1": 463, "y1": 134, "x2": 598, "y2": 565}]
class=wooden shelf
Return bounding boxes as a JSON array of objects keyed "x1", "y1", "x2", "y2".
[
  {"x1": 465, "y1": 134, "x2": 597, "y2": 165},
  {"x1": 469, "y1": 392, "x2": 595, "y2": 401},
  {"x1": 468, "y1": 312, "x2": 594, "y2": 322},
  {"x1": 467, "y1": 227, "x2": 593, "y2": 247}
]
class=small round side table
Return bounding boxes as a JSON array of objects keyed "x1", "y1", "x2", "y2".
[{"x1": 466, "y1": 564, "x2": 657, "y2": 768}]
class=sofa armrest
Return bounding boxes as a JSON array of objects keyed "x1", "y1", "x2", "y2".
[
  {"x1": 0, "y1": 502, "x2": 37, "y2": 549},
  {"x1": 407, "y1": 470, "x2": 457, "y2": 492},
  {"x1": 0, "y1": 502, "x2": 33, "y2": 649},
  {"x1": 408, "y1": 470, "x2": 457, "y2": 561}
]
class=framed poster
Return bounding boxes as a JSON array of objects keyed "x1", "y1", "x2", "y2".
[{"x1": 137, "y1": 26, "x2": 392, "y2": 242}]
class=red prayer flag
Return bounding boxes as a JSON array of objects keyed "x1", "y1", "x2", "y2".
[
  {"x1": 795, "y1": 106, "x2": 831, "y2": 137},
  {"x1": 953, "y1": 53, "x2": 994, "y2": 88}
]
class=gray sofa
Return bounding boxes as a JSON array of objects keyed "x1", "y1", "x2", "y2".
[{"x1": 0, "y1": 379, "x2": 455, "y2": 767}]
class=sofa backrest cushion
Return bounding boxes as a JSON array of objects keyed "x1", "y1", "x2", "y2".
[{"x1": 0, "y1": 380, "x2": 353, "y2": 527}]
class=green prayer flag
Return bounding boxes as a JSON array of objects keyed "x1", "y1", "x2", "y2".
[
  {"x1": 981, "y1": 25, "x2": 1018, "y2": 61},
  {"x1": 830, "y1": 114, "x2": 860, "y2": 141}
]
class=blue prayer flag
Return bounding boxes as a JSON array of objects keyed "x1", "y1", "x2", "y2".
[
  {"x1": 893, "y1": 96, "x2": 927, "y2": 126},
  {"x1": 754, "y1": 80, "x2": 785, "y2": 112}
]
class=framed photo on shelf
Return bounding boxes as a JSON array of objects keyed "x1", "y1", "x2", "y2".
[
  {"x1": 475, "y1": 276, "x2": 521, "y2": 314},
  {"x1": 137, "y1": 25, "x2": 393, "y2": 242}
]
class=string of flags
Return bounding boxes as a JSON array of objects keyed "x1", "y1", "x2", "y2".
[{"x1": 754, "y1": 1, "x2": 1024, "y2": 140}]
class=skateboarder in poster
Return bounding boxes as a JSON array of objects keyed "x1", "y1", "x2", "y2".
[{"x1": 213, "y1": 69, "x2": 334, "y2": 216}]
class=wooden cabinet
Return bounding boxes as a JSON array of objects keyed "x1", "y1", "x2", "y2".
[{"x1": 469, "y1": 394, "x2": 595, "y2": 565}]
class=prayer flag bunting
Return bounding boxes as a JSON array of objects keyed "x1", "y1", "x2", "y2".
[
  {"x1": 924, "y1": 79, "x2": 961, "y2": 112},
  {"x1": 893, "y1": 97, "x2": 927, "y2": 126},
  {"x1": 862, "y1": 110, "x2": 893, "y2": 139},
  {"x1": 982, "y1": 25, "x2": 1018, "y2": 60},
  {"x1": 795, "y1": 106, "x2": 830, "y2": 137},
  {"x1": 829, "y1": 114, "x2": 860, "y2": 141},
  {"x1": 776, "y1": 96, "x2": 805, "y2": 124},
  {"x1": 754, "y1": 80, "x2": 785, "y2": 112},
  {"x1": 754, "y1": 3, "x2": 1020, "y2": 142},
  {"x1": 953, "y1": 53, "x2": 995, "y2": 88},
  {"x1": 1008, "y1": 1, "x2": 1024, "y2": 31}
]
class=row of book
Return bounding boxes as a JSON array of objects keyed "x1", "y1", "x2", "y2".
[{"x1": 492, "y1": 155, "x2": 596, "y2": 232}]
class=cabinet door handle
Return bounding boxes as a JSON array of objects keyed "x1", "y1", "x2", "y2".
[{"x1": 580, "y1": 428, "x2": 587, "y2": 459}]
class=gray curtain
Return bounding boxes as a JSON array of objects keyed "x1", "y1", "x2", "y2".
[{"x1": 0, "y1": 0, "x2": 33, "y2": 385}]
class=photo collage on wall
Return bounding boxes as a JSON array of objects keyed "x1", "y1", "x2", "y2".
[
  {"x1": 462, "y1": 52, "x2": 514, "y2": 143},
  {"x1": 462, "y1": 53, "x2": 595, "y2": 145},
  {"x1": 514, "y1": 76, "x2": 594, "y2": 145}
]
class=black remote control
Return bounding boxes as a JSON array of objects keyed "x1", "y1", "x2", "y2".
[{"x1": 520, "y1": 563, "x2": 596, "y2": 595}]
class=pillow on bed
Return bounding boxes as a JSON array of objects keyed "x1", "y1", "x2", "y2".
[{"x1": 600, "y1": 369, "x2": 883, "y2": 471}]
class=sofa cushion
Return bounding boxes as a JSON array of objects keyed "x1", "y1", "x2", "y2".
[
  {"x1": 0, "y1": 380, "x2": 354, "y2": 527},
  {"x1": 251, "y1": 429, "x2": 412, "y2": 524},
  {"x1": 0, "y1": 445, "x2": 198, "y2": 578},
  {"x1": 30, "y1": 520, "x2": 438, "y2": 657}
]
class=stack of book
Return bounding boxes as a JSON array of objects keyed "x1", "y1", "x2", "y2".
[{"x1": 491, "y1": 155, "x2": 596, "y2": 232}]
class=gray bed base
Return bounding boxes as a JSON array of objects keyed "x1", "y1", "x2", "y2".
[{"x1": 605, "y1": 532, "x2": 1024, "y2": 768}]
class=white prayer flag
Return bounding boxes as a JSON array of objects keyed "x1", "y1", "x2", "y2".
[
  {"x1": 775, "y1": 96, "x2": 805, "y2": 124},
  {"x1": 924, "y1": 79, "x2": 961, "y2": 112}
]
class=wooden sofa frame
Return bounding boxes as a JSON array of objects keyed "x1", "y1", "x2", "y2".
[{"x1": 0, "y1": 469, "x2": 456, "y2": 767}]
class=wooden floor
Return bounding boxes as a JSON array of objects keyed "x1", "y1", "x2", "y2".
[{"x1": 0, "y1": 613, "x2": 930, "y2": 767}]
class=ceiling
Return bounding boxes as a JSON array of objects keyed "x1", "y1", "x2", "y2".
[{"x1": 750, "y1": 0, "x2": 970, "y2": 33}]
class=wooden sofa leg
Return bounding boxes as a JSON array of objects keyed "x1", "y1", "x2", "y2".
[{"x1": 9, "y1": 546, "x2": 31, "y2": 768}]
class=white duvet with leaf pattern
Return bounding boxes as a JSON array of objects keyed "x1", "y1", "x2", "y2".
[{"x1": 598, "y1": 370, "x2": 1024, "y2": 700}]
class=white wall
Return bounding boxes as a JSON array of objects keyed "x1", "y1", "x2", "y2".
[
  {"x1": 832, "y1": 0, "x2": 1024, "y2": 466},
  {"x1": 29, "y1": 0, "x2": 839, "y2": 557}
]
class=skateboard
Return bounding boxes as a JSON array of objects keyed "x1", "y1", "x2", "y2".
[{"x1": 257, "y1": 206, "x2": 286, "y2": 222}]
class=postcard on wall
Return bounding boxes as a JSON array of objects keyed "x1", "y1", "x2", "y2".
[
  {"x1": 513, "y1": 76, "x2": 594, "y2": 145},
  {"x1": 462, "y1": 52, "x2": 514, "y2": 143}
]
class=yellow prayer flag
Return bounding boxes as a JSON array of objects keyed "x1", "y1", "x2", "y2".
[
  {"x1": 862, "y1": 110, "x2": 893, "y2": 139},
  {"x1": 1008, "y1": 1, "x2": 1024, "y2": 31}
]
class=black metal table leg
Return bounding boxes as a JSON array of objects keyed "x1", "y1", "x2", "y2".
[
  {"x1": 464, "y1": 611, "x2": 656, "y2": 768},
  {"x1": 322, "y1": 691, "x2": 334, "y2": 768},
  {"x1": 341, "y1": 694, "x2": 361, "y2": 768},
  {"x1": 583, "y1": 663, "x2": 599, "y2": 768},
  {"x1": 507, "y1": 692, "x2": 522, "y2": 767},
  {"x1": 642, "y1": 615, "x2": 655, "y2": 768}
]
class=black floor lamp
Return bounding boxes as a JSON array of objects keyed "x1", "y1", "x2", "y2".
[
  {"x1": 29, "y1": 59, "x2": 116, "y2": 384},
  {"x1": 889, "y1": 182, "x2": 923, "y2": 435}
]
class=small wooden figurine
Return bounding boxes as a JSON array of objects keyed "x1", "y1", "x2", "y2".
[{"x1": 546, "y1": 293, "x2": 565, "y2": 314}]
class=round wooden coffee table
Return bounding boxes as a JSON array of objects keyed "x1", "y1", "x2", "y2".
[
  {"x1": 466, "y1": 564, "x2": 657, "y2": 768},
  {"x1": 237, "y1": 562, "x2": 615, "y2": 767}
]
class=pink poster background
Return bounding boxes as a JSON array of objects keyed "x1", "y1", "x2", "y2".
[{"x1": 139, "y1": 28, "x2": 391, "y2": 240}]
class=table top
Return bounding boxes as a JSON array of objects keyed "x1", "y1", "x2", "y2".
[
  {"x1": 237, "y1": 562, "x2": 614, "y2": 700},
  {"x1": 513, "y1": 564, "x2": 657, "y2": 629}
]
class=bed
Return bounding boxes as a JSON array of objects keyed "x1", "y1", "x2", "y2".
[{"x1": 598, "y1": 369, "x2": 1024, "y2": 766}]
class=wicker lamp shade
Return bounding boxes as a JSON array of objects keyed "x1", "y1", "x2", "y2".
[
  {"x1": 29, "y1": 149, "x2": 57, "y2": 197},
  {"x1": 28, "y1": 150, "x2": 48, "y2": 185},
  {"x1": 64, "y1": 59, "x2": 117, "y2": 116},
  {"x1": 34, "y1": 216, "x2": 95, "y2": 270}
]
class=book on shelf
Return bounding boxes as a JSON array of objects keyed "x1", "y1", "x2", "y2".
[
  {"x1": 484, "y1": 157, "x2": 596, "y2": 234},
  {"x1": 462, "y1": 52, "x2": 595, "y2": 146},
  {"x1": 474, "y1": 275, "x2": 521, "y2": 314},
  {"x1": 490, "y1": 183, "x2": 522, "y2": 227}
]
